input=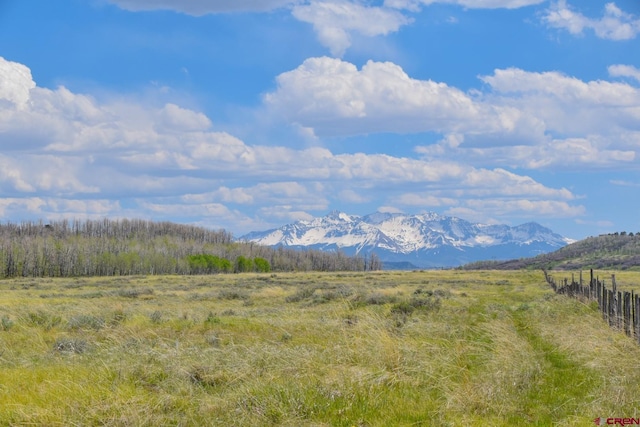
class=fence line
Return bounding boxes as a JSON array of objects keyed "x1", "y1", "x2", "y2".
[{"x1": 544, "y1": 269, "x2": 640, "y2": 344}]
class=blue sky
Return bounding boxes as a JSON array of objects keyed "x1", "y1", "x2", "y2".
[{"x1": 0, "y1": 0, "x2": 639, "y2": 239}]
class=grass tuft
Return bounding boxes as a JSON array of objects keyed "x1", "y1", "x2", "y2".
[
  {"x1": 24, "y1": 310, "x2": 62, "y2": 330},
  {"x1": 0, "y1": 315, "x2": 13, "y2": 331},
  {"x1": 53, "y1": 337, "x2": 89, "y2": 354},
  {"x1": 67, "y1": 314, "x2": 105, "y2": 330}
]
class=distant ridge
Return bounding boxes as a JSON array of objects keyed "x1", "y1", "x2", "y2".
[
  {"x1": 460, "y1": 232, "x2": 640, "y2": 271},
  {"x1": 383, "y1": 261, "x2": 420, "y2": 271},
  {"x1": 241, "y1": 211, "x2": 572, "y2": 268}
]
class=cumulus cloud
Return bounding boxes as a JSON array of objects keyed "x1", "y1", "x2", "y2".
[
  {"x1": 418, "y1": 136, "x2": 635, "y2": 170},
  {"x1": 0, "y1": 56, "x2": 588, "y2": 231},
  {"x1": 108, "y1": 0, "x2": 410, "y2": 56},
  {"x1": 479, "y1": 67, "x2": 640, "y2": 139},
  {"x1": 265, "y1": 57, "x2": 639, "y2": 173},
  {"x1": 291, "y1": 1, "x2": 411, "y2": 56},
  {"x1": 106, "y1": 0, "x2": 551, "y2": 57},
  {"x1": 107, "y1": 0, "x2": 298, "y2": 15},
  {"x1": 181, "y1": 182, "x2": 321, "y2": 207},
  {"x1": 0, "y1": 154, "x2": 99, "y2": 194},
  {"x1": 0, "y1": 198, "x2": 46, "y2": 217},
  {"x1": 447, "y1": 199, "x2": 584, "y2": 223},
  {"x1": 0, "y1": 57, "x2": 35, "y2": 109},
  {"x1": 0, "y1": 197, "x2": 120, "y2": 220},
  {"x1": 543, "y1": 1, "x2": 640, "y2": 40},
  {"x1": 156, "y1": 103, "x2": 212, "y2": 132},
  {"x1": 609, "y1": 64, "x2": 640, "y2": 83},
  {"x1": 257, "y1": 207, "x2": 317, "y2": 223},
  {"x1": 265, "y1": 57, "x2": 545, "y2": 140},
  {"x1": 414, "y1": 66, "x2": 640, "y2": 170}
]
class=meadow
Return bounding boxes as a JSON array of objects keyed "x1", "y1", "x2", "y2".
[{"x1": 1, "y1": 270, "x2": 640, "y2": 426}]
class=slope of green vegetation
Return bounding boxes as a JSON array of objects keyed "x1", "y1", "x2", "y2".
[
  {"x1": 1, "y1": 270, "x2": 640, "y2": 425},
  {"x1": 462, "y1": 233, "x2": 640, "y2": 271},
  {"x1": 0, "y1": 219, "x2": 381, "y2": 278}
]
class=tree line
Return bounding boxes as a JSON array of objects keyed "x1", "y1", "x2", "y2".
[
  {"x1": 186, "y1": 254, "x2": 272, "y2": 274},
  {"x1": 0, "y1": 219, "x2": 382, "y2": 278}
]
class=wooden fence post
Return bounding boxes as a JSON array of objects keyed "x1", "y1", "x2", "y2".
[
  {"x1": 608, "y1": 290, "x2": 614, "y2": 326},
  {"x1": 632, "y1": 291, "x2": 637, "y2": 339},
  {"x1": 617, "y1": 291, "x2": 623, "y2": 330},
  {"x1": 624, "y1": 292, "x2": 631, "y2": 336},
  {"x1": 597, "y1": 280, "x2": 602, "y2": 313},
  {"x1": 636, "y1": 294, "x2": 640, "y2": 344},
  {"x1": 612, "y1": 274, "x2": 618, "y2": 329},
  {"x1": 580, "y1": 270, "x2": 583, "y2": 286}
]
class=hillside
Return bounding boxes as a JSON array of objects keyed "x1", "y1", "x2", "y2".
[
  {"x1": 460, "y1": 233, "x2": 640, "y2": 271},
  {"x1": 0, "y1": 219, "x2": 377, "y2": 278}
]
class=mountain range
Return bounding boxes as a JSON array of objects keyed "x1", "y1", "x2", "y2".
[{"x1": 241, "y1": 211, "x2": 573, "y2": 269}]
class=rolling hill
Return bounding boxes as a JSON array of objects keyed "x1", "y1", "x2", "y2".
[{"x1": 460, "y1": 232, "x2": 640, "y2": 271}]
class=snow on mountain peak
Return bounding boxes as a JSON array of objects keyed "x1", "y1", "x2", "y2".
[
  {"x1": 241, "y1": 211, "x2": 570, "y2": 268},
  {"x1": 325, "y1": 210, "x2": 356, "y2": 223}
]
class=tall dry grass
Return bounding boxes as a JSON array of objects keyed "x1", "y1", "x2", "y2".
[{"x1": 0, "y1": 270, "x2": 639, "y2": 425}]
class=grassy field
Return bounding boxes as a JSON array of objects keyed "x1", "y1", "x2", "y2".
[{"x1": 1, "y1": 270, "x2": 640, "y2": 426}]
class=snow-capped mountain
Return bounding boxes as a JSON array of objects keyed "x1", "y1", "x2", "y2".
[{"x1": 240, "y1": 211, "x2": 573, "y2": 268}]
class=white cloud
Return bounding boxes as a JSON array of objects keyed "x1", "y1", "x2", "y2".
[
  {"x1": 0, "y1": 198, "x2": 46, "y2": 217},
  {"x1": 291, "y1": 1, "x2": 411, "y2": 56},
  {"x1": 0, "y1": 57, "x2": 35, "y2": 109},
  {"x1": 0, "y1": 56, "x2": 588, "y2": 232},
  {"x1": 419, "y1": 136, "x2": 636, "y2": 170},
  {"x1": 392, "y1": 193, "x2": 459, "y2": 207},
  {"x1": 0, "y1": 156, "x2": 36, "y2": 192},
  {"x1": 0, "y1": 197, "x2": 120, "y2": 220},
  {"x1": 479, "y1": 67, "x2": 640, "y2": 139},
  {"x1": 462, "y1": 168, "x2": 574, "y2": 199},
  {"x1": 106, "y1": 0, "x2": 549, "y2": 57},
  {"x1": 181, "y1": 182, "x2": 321, "y2": 207},
  {"x1": 461, "y1": 199, "x2": 584, "y2": 218},
  {"x1": 107, "y1": 0, "x2": 298, "y2": 14},
  {"x1": 609, "y1": 64, "x2": 640, "y2": 83},
  {"x1": 156, "y1": 103, "x2": 212, "y2": 132},
  {"x1": 44, "y1": 199, "x2": 121, "y2": 215},
  {"x1": 543, "y1": 1, "x2": 640, "y2": 40},
  {"x1": 265, "y1": 57, "x2": 544, "y2": 140},
  {"x1": 257, "y1": 206, "x2": 317, "y2": 223},
  {"x1": 445, "y1": 198, "x2": 584, "y2": 224},
  {"x1": 136, "y1": 198, "x2": 264, "y2": 232},
  {"x1": 385, "y1": 0, "x2": 544, "y2": 10},
  {"x1": 108, "y1": 0, "x2": 411, "y2": 56},
  {"x1": 269, "y1": 58, "x2": 640, "y2": 171},
  {"x1": 0, "y1": 154, "x2": 99, "y2": 194},
  {"x1": 481, "y1": 67, "x2": 638, "y2": 103},
  {"x1": 377, "y1": 206, "x2": 404, "y2": 213},
  {"x1": 141, "y1": 200, "x2": 234, "y2": 217},
  {"x1": 610, "y1": 179, "x2": 640, "y2": 187}
]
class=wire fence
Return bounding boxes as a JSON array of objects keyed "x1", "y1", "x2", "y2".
[{"x1": 545, "y1": 269, "x2": 640, "y2": 343}]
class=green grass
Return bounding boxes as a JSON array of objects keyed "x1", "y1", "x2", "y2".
[{"x1": 1, "y1": 270, "x2": 640, "y2": 425}]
